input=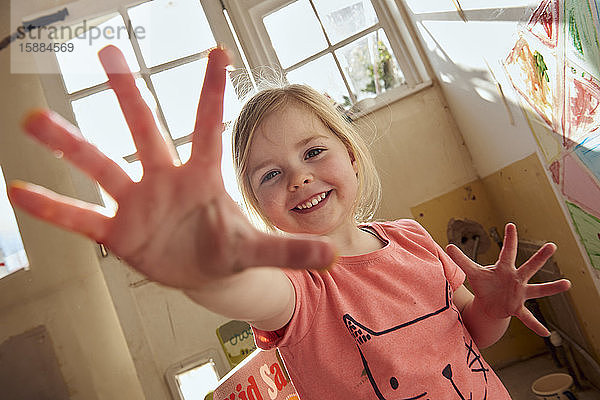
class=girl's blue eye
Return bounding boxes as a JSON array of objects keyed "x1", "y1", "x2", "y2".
[
  {"x1": 306, "y1": 148, "x2": 325, "y2": 159},
  {"x1": 262, "y1": 170, "x2": 280, "y2": 183}
]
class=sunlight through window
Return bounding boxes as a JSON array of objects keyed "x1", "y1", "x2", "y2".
[
  {"x1": 175, "y1": 360, "x2": 220, "y2": 400},
  {"x1": 0, "y1": 166, "x2": 29, "y2": 279}
]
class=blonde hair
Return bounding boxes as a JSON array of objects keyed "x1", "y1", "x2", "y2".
[{"x1": 232, "y1": 84, "x2": 381, "y2": 231}]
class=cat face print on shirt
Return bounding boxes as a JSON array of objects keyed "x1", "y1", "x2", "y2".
[{"x1": 343, "y1": 281, "x2": 489, "y2": 400}]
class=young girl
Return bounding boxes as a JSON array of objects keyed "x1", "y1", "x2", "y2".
[{"x1": 10, "y1": 46, "x2": 570, "y2": 399}]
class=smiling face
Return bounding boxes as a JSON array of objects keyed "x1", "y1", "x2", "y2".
[{"x1": 246, "y1": 102, "x2": 359, "y2": 236}]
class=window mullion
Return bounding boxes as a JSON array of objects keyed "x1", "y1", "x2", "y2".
[
  {"x1": 304, "y1": 0, "x2": 355, "y2": 103},
  {"x1": 68, "y1": 82, "x2": 113, "y2": 102},
  {"x1": 369, "y1": 0, "x2": 420, "y2": 87},
  {"x1": 331, "y1": 50, "x2": 357, "y2": 104},
  {"x1": 308, "y1": 0, "x2": 332, "y2": 47},
  {"x1": 284, "y1": 24, "x2": 380, "y2": 73}
]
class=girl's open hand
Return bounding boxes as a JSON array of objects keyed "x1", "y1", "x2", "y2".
[
  {"x1": 8, "y1": 45, "x2": 335, "y2": 290},
  {"x1": 446, "y1": 223, "x2": 571, "y2": 336}
]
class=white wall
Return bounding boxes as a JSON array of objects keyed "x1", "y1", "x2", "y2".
[{"x1": 400, "y1": 0, "x2": 540, "y2": 178}]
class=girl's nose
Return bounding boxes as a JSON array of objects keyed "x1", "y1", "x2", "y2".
[{"x1": 288, "y1": 174, "x2": 313, "y2": 191}]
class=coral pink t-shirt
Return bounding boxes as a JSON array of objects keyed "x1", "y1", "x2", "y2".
[{"x1": 253, "y1": 219, "x2": 511, "y2": 399}]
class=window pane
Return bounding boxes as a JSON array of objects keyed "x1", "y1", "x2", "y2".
[
  {"x1": 55, "y1": 13, "x2": 140, "y2": 93},
  {"x1": 263, "y1": 0, "x2": 328, "y2": 68},
  {"x1": 313, "y1": 0, "x2": 378, "y2": 44},
  {"x1": 71, "y1": 79, "x2": 160, "y2": 176},
  {"x1": 176, "y1": 360, "x2": 219, "y2": 400},
  {"x1": 286, "y1": 53, "x2": 351, "y2": 107},
  {"x1": 335, "y1": 29, "x2": 406, "y2": 101},
  {"x1": 0, "y1": 166, "x2": 29, "y2": 279},
  {"x1": 151, "y1": 59, "x2": 240, "y2": 139},
  {"x1": 128, "y1": 0, "x2": 216, "y2": 67}
]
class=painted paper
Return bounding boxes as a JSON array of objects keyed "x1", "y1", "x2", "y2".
[
  {"x1": 549, "y1": 160, "x2": 561, "y2": 184},
  {"x1": 574, "y1": 133, "x2": 600, "y2": 182},
  {"x1": 566, "y1": 202, "x2": 600, "y2": 270},
  {"x1": 505, "y1": 1, "x2": 600, "y2": 274},
  {"x1": 505, "y1": 35, "x2": 558, "y2": 130},
  {"x1": 527, "y1": 0, "x2": 560, "y2": 48},
  {"x1": 565, "y1": 0, "x2": 600, "y2": 80},
  {"x1": 563, "y1": 64, "x2": 600, "y2": 147},
  {"x1": 561, "y1": 153, "x2": 600, "y2": 217},
  {"x1": 522, "y1": 99, "x2": 562, "y2": 162}
]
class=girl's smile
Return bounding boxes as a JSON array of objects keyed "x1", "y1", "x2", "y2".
[{"x1": 291, "y1": 189, "x2": 333, "y2": 213}]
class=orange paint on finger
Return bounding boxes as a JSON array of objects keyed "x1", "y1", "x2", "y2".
[{"x1": 21, "y1": 108, "x2": 50, "y2": 132}]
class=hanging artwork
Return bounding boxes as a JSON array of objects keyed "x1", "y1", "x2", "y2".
[
  {"x1": 504, "y1": 35, "x2": 559, "y2": 130},
  {"x1": 505, "y1": 0, "x2": 600, "y2": 272},
  {"x1": 566, "y1": 202, "x2": 600, "y2": 270},
  {"x1": 527, "y1": 0, "x2": 560, "y2": 48},
  {"x1": 573, "y1": 133, "x2": 600, "y2": 182},
  {"x1": 564, "y1": 65, "x2": 600, "y2": 148},
  {"x1": 565, "y1": 0, "x2": 600, "y2": 80},
  {"x1": 561, "y1": 153, "x2": 600, "y2": 217},
  {"x1": 521, "y1": 98, "x2": 562, "y2": 163}
]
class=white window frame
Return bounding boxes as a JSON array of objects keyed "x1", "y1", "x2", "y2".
[
  {"x1": 28, "y1": 0, "x2": 247, "y2": 209},
  {"x1": 225, "y1": 0, "x2": 431, "y2": 116},
  {"x1": 165, "y1": 348, "x2": 224, "y2": 400}
]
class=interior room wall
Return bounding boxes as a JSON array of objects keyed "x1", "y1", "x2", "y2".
[{"x1": 360, "y1": 84, "x2": 478, "y2": 219}]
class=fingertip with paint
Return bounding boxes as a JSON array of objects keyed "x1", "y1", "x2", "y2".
[
  {"x1": 209, "y1": 45, "x2": 232, "y2": 67},
  {"x1": 22, "y1": 109, "x2": 48, "y2": 133}
]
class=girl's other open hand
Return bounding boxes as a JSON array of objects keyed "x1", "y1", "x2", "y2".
[
  {"x1": 8, "y1": 45, "x2": 335, "y2": 290},
  {"x1": 446, "y1": 223, "x2": 571, "y2": 337}
]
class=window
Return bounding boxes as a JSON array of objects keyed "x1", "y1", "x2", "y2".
[
  {"x1": 165, "y1": 349, "x2": 223, "y2": 400},
  {"x1": 41, "y1": 0, "x2": 244, "y2": 211},
  {"x1": 0, "y1": 166, "x2": 29, "y2": 279},
  {"x1": 246, "y1": 0, "x2": 430, "y2": 114},
  {"x1": 176, "y1": 361, "x2": 219, "y2": 400}
]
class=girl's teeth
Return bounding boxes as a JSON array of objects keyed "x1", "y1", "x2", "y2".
[{"x1": 297, "y1": 191, "x2": 328, "y2": 210}]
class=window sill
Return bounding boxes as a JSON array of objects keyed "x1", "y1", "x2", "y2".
[{"x1": 348, "y1": 79, "x2": 434, "y2": 119}]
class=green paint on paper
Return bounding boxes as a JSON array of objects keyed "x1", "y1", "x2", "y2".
[
  {"x1": 566, "y1": 202, "x2": 600, "y2": 270},
  {"x1": 565, "y1": 0, "x2": 600, "y2": 79},
  {"x1": 533, "y1": 51, "x2": 550, "y2": 83},
  {"x1": 569, "y1": 10, "x2": 584, "y2": 55}
]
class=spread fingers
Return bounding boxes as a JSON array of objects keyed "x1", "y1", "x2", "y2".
[
  {"x1": 23, "y1": 109, "x2": 131, "y2": 198},
  {"x1": 9, "y1": 181, "x2": 111, "y2": 242}
]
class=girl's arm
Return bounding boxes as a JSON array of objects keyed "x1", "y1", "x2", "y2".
[
  {"x1": 185, "y1": 268, "x2": 296, "y2": 331},
  {"x1": 8, "y1": 46, "x2": 332, "y2": 328},
  {"x1": 447, "y1": 223, "x2": 571, "y2": 349}
]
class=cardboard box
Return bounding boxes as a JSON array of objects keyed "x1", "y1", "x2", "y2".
[{"x1": 212, "y1": 349, "x2": 299, "y2": 400}]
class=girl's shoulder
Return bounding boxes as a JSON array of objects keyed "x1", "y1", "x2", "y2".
[
  {"x1": 368, "y1": 218, "x2": 436, "y2": 248},
  {"x1": 370, "y1": 218, "x2": 428, "y2": 234}
]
